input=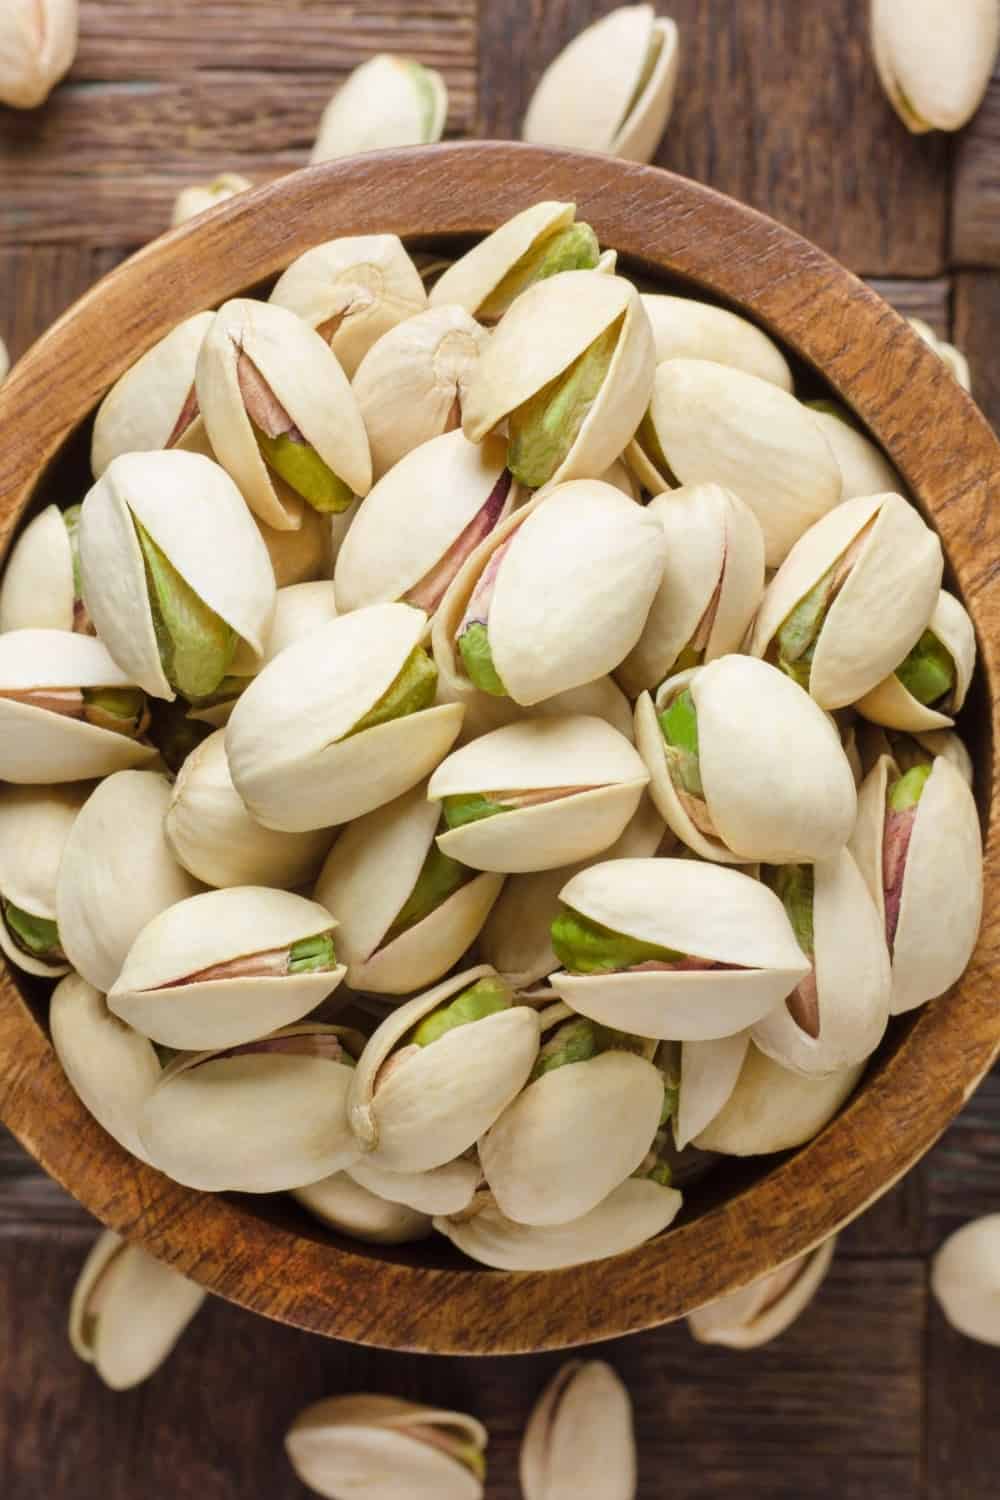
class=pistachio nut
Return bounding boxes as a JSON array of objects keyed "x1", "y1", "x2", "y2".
[
  {"x1": 693, "y1": 1043, "x2": 865, "y2": 1154},
  {"x1": 549, "y1": 858, "x2": 810, "y2": 1041},
  {"x1": 348, "y1": 966, "x2": 540, "y2": 1172},
  {"x1": 520, "y1": 1360, "x2": 636, "y2": 1500},
  {"x1": 628, "y1": 359, "x2": 843, "y2": 566},
  {"x1": 293, "y1": 1173, "x2": 433, "y2": 1246},
  {"x1": 171, "y1": 173, "x2": 251, "y2": 227},
  {"x1": 636, "y1": 656, "x2": 857, "y2": 863},
  {"x1": 640, "y1": 294, "x2": 793, "y2": 389},
  {"x1": 348, "y1": 1156, "x2": 480, "y2": 1216},
  {"x1": 849, "y1": 752, "x2": 982, "y2": 1014},
  {"x1": 109, "y1": 886, "x2": 345, "y2": 1050},
  {"x1": 310, "y1": 54, "x2": 448, "y2": 163},
  {"x1": 434, "y1": 1176, "x2": 682, "y2": 1271},
  {"x1": 751, "y1": 851, "x2": 890, "y2": 1076},
  {"x1": 441, "y1": 664, "x2": 637, "y2": 746},
  {"x1": 931, "y1": 1215, "x2": 1000, "y2": 1345},
  {"x1": 428, "y1": 714, "x2": 650, "y2": 875},
  {"x1": 522, "y1": 5, "x2": 679, "y2": 163},
  {"x1": 616, "y1": 484, "x2": 766, "y2": 698},
  {"x1": 667, "y1": 1034, "x2": 745, "y2": 1152},
  {"x1": 254, "y1": 497, "x2": 335, "y2": 586},
  {"x1": 334, "y1": 431, "x2": 515, "y2": 615},
  {"x1": 196, "y1": 298, "x2": 372, "y2": 530},
  {"x1": 856, "y1": 589, "x2": 976, "y2": 731},
  {"x1": 688, "y1": 1237, "x2": 837, "y2": 1348},
  {"x1": 227, "y1": 603, "x2": 463, "y2": 831},
  {"x1": 287, "y1": 1395, "x2": 486, "y2": 1500},
  {"x1": 856, "y1": 721, "x2": 975, "y2": 788},
  {"x1": 69, "y1": 1230, "x2": 205, "y2": 1391},
  {"x1": 314, "y1": 780, "x2": 503, "y2": 995},
  {"x1": 353, "y1": 305, "x2": 490, "y2": 481},
  {"x1": 0, "y1": 503, "x2": 91, "y2": 633},
  {"x1": 462, "y1": 271, "x2": 656, "y2": 489},
  {"x1": 749, "y1": 492, "x2": 944, "y2": 708},
  {"x1": 0, "y1": 628, "x2": 155, "y2": 783},
  {"x1": 908, "y1": 316, "x2": 972, "y2": 392},
  {"x1": 871, "y1": 0, "x2": 999, "y2": 133},
  {"x1": 139, "y1": 1022, "x2": 364, "y2": 1192},
  {"x1": 0, "y1": 0, "x2": 77, "y2": 109},
  {"x1": 430, "y1": 202, "x2": 602, "y2": 323},
  {"x1": 270, "y1": 235, "x2": 427, "y2": 379},
  {"x1": 50, "y1": 973, "x2": 160, "y2": 1161},
  {"x1": 0, "y1": 782, "x2": 89, "y2": 977},
  {"x1": 90, "y1": 313, "x2": 213, "y2": 477},
  {"x1": 805, "y1": 399, "x2": 904, "y2": 500}
]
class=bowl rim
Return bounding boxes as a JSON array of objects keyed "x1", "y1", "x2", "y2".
[{"x1": 0, "y1": 141, "x2": 998, "y2": 1355}]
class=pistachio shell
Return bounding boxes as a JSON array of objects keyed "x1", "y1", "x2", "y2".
[
  {"x1": 871, "y1": 0, "x2": 999, "y2": 133},
  {"x1": 50, "y1": 973, "x2": 161, "y2": 1162},
  {"x1": 56, "y1": 770, "x2": 201, "y2": 992},
  {"x1": 310, "y1": 54, "x2": 448, "y2": 162},
  {"x1": 270, "y1": 235, "x2": 427, "y2": 378},
  {"x1": 166, "y1": 730, "x2": 333, "y2": 890},
  {"x1": 255, "y1": 497, "x2": 334, "y2": 587},
  {"x1": 0, "y1": 505, "x2": 76, "y2": 632},
  {"x1": 287, "y1": 1396, "x2": 485, "y2": 1500},
  {"x1": 693, "y1": 1044, "x2": 865, "y2": 1155},
  {"x1": 429, "y1": 715, "x2": 650, "y2": 874},
  {"x1": 0, "y1": 0, "x2": 77, "y2": 110},
  {"x1": 640, "y1": 295, "x2": 793, "y2": 389},
  {"x1": 521, "y1": 1360, "x2": 636, "y2": 1500},
  {"x1": 227, "y1": 603, "x2": 464, "y2": 832},
  {"x1": 430, "y1": 201, "x2": 578, "y2": 318},
  {"x1": 688, "y1": 1236, "x2": 837, "y2": 1348},
  {"x1": 435, "y1": 1177, "x2": 682, "y2": 1270},
  {"x1": 598, "y1": 458, "x2": 642, "y2": 503},
  {"x1": 855, "y1": 589, "x2": 976, "y2": 731},
  {"x1": 353, "y1": 305, "x2": 490, "y2": 481},
  {"x1": 0, "y1": 629, "x2": 157, "y2": 783},
  {"x1": 931, "y1": 1215, "x2": 1000, "y2": 1344},
  {"x1": 293, "y1": 1173, "x2": 433, "y2": 1245},
  {"x1": 348, "y1": 1156, "x2": 480, "y2": 1216},
  {"x1": 807, "y1": 402, "x2": 904, "y2": 500},
  {"x1": 90, "y1": 313, "x2": 213, "y2": 477},
  {"x1": 171, "y1": 173, "x2": 251, "y2": 227},
  {"x1": 69, "y1": 1230, "x2": 205, "y2": 1391},
  {"x1": 0, "y1": 782, "x2": 88, "y2": 977},
  {"x1": 913, "y1": 727, "x2": 974, "y2": 785},
  {"x1": 675, "y1": 1031, "x2": 750, "y2": 1150}
]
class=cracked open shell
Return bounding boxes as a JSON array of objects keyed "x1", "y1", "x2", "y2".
[
  {"x1": 314, "y1": 780, "x2": 503, "y2": 996},
  {"x1": 227, "y1": 602, "x2": 464, "y2": 832},
  {"x1": 693, "y1": 1043, "x2": 865, "y2": 1154},
  {"x1": 334, "y1": 430, "x2": 515, "y2": 615},
  {"x1": 0, "y1": 782, "x2": 89, "y2": 978},
  {"x1": 90, "y1": 313, "x2": 212, "y2": 476},
  {"x1": 50, "y1": 973, "x2": 161, "y2": 1162},
  {"x1": 310, "y1": 53, "x2": 448, "y2": 162},
  {"x1": 931, "y1": 1215, "x2": 1000, "y2": 1345},
  {"x1": 640, "y1": 294, "x2": 793, "y2": 389},
  {"x1": 139, "y1": 1022, "x2": 364, "y2": 1192},
  {"x1": 849, "y1": 752, "x2": 982, "y2": 1014},
  {"x1": 688, "y1": 1236, "x2": 837, "y2": 1348},
  {"x1": 255, "y1": 497, "x2": 334, "y2": 586},
  {"x1": 196, "y1": 298, "x2": 372, "y2": 531},
  {"x1": 69, "y1": 1230, "x2": 205, "y2": 1391},
  {"x1": 636, "y1": 657, "x2": 857, "y2": 864},
  {"x1": 79, "y1": 449, "x2": 276, "y2": 702},
  {"x1": 270, "y1": 235, "x2": 427, "y2": 379},
  {"x1": 435, "y1": 1176, "x2": 682, "y2": 1271},
  {"x1": 0, "y1": 629, "x2": 156, "y2": 783},
  {"x1": 353, "y1": 305, "x2": 490, "y2": 482},
  {"x1": 751, "y1": 851, "x2": 890, "y2": 1077},
  {"x1": 629, "y1": 360, "x2": 843, "y2": 566},
  {"x1": 521, "y1": 1360, "x2": 636, "y2": 1500},
  {"x1": 856, "y1": 721, "x2": 974, "y2": 788},
  {"x1": 293, "y1": 1173, "x2": 433, "y2": 1246},
  {"x1": 805, "y1": 400, "x2": 903, "y2": 500},
  {"x1": 108, "y1": 886, "x2": 345, "y2": 1050},
  {"x1": 348, "y1": 966, "x2": 540, "y2": 1172},
  {"x1": 348, "y1": 1156, "x2": 480, "y2": 1217},
  {"x1": 55, "y1": 770, "x2": 201, "y2": 993},
  {"x1": 750, "y1": 492, "x2": 944, "y2": 709},
  {"x1": 855, "y1": 589, "x2": 975, "y2": 731},
  {"x1": 522, "y1": 5, "x2": 679, "y2": 163},
  {"x1": 462, "y1": 272, "x2": 655, "y2": 490},
  {"x1": 871, "y1": 0, "x2": 1000, "y2": 133},
  {"x1": 287, "y1": 1395, "x2": 486, "y2": 1500},
  {"x1": 428, "y1": 715, "x2": 650, "y2": 875},
  {"x1": 0, "y1": 0, "x2": 77, "y2": 110},
  {"x1": 0, "y1": 503, "x2": 87, "y2": 633},
  {"x1": 549, "y1": 858, "x2": 811, "y2": 1041},
  {"x1": 617, "y1": 484, "x2": 766, "y2": 698}
]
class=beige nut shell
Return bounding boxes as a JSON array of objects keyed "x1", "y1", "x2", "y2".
[
  {"x1": 90, "y1": 313, "x2": 213, "y2": 477},
  {"x1": 292, "y1": 1174, "x2": 433, "y2": 1246},
  {"x1": 310, "y1": 54, "x2": 448, "y2": 162},
  {"x1": 0, "y1": 505, "x2": 76, "y2": 633},
  {"x1": 855, "y1": 589, "x2": 976, "y2": 731},
  {"x1": 429, "y1": 201, "x2": 576, "y2": 317},
  {"x1": 871, "y1": 0, "x2": 1000, "y2": 133},
  {"x1": 693, "y1": 1044, "x2": 865, "y2": 1155},
  {"x1": 688, "y1": 1237, "x2": 837, "y2": 1348},
  {"x1": 520, "y1": 1360, "x2": 636, "y2": 1500},
  {"x1": 639, "y1": 294, "x2": 792, "y2": 388},
  {"x1": 0, "y1": 781, "x2": 89, "y2": 978}
]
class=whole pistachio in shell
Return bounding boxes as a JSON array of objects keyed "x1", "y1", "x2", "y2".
[
  {"x1": 428, "y1": 714, "x2": 650, "y2": 875},
  {"x1": 227, "y1": 603, "x2": 463, "y2": 832},
  {"x1": 871, "y1": 0, "x2": 999, "y2": 133},
  {"x1": 353, "y1": 305, "x2": 490, "y2": 482},
  {"x1": 109, "y1": 887, "x2": 345, "y2": 1051},
  {"x1": 255, "y1": 497, "x2": 334, "y2": 587},
  {"x1": 171, "y1": 173, "x2": 251, "y2": 227},
  {"x1": 750, "y1": 492, "x2": 943, "y2": 709},
  {"x1": 640, "y1": 293, "x2": 793, "y2": 389},
  {"x1": 521, "y1": 1360, "x2": 636, "y2": 1500},
  {"x1": 348, "y1": 1156, "x2": 480, "y2": 1217},
  {"x1": 616, "y1": 484, "x2": 766, "y2": 698},
  {"x1": 0, "y1": 0, "x2": 77, "y2": 109},
  {"x1": 908, "y1": 316, "x2": 972, "y2": 392},
  {"x1": 310, "y1": 54, "x2": 448, "y2": 163},
  {"x1": 522, "y1": 5, "x2": 679, "y2": 164},
  {"x1": 293, "y1": 1174, "x2": 433, "y2": 1246},
  {"x1": 635, "y1": 656, "x2": 857, "y2": 863},
  {"x1": 69, "y1": 1230, "x2": 205, "y2": 1391},
  {"x1": 0, "y1": 782, "x2": 89, "y2": 977},
  {"x1": 673, "y1": 1032, "x2": 749, "y2": 1151},
  {"x1": 931, "y1": 1215, "x2": 1000, "y2": 1345},
  {"x1": 849, "y1": 753, "x2": 982, "y2": 1014},
  {"x1": 348, "y1": 966, "x2": 540, "y2": 1173},
  {"x1": 0, "y1": 629, "x2": 155, "y2": 783},
  {"x1": 90, "y1": 313, "x2": 213, "y2": 477},
  {"x1": 549, "y1": 859, "x2": 810, "y2": 1041},
  {"x1": 855, "y1": 589, "x2": 975, "y2": 731},
  {"x1": 139, "y1": 1022, "x2": 364, "y2": 1192},
  {"x1": 287, "y1": 1395, "x2": 486, "y2": 1500},
  {"x1": 0, "y1": 503, "x2": 90, "y2": 634},
  {"x1": 805, "y1": 399, "x2": 904, "y2": 500},
  {"x1": 688, "y1": 1237, "x2": 837, "y2": 1348},
  {"x1": 694, "y1": 1043, "x2": 865, "y2": 1155},
  {"x1": 430, "y1": 202, "x2": 601, "y2": 323},
  {"x1": 334, "y1": 431, "x2": 515, "y2": 615},
  {"x1": 462, "y1": 271, "x2": 655, "y2": 490},
  {"x1": 270, "y1": 235, "x2": 427, "y2": 379},
  {"x1": 197, "y1": 298, "x2": 372, "y2": 530},
  {"x1": 314, "y1": 780, "x2": 503, "y2": 996}
]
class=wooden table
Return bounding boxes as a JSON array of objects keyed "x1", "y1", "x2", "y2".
[{"x1": 2, "y1": 3, "x2": 1000, "y2": 1496}]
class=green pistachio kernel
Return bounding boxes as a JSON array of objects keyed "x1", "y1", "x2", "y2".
[
  {"x1": 767, "y1": 863, "x2": 815, "y2": 959},
  {"x1": 458, "y1": 620, "x2": 508, "y2": 697},
  {"x1": 63, "y1": 505, "x2": 83, "y2": 596},
  {"x1": 82, "y1": 687, "x2": 149, "y2": 739},
  {"x1": 531, "y1": 1017, "x2": 600, "y2": 1080},
  {"x1": 3, "y1": 900, "x2": 63, "y2": 960},
  {"x1": 405, "y1": 59, "x2": 438, "y2": 138},
  {"x1": 645, "y1": 1160, "x2": 674, "y2": 1188},
  {"x1": 253, "y1": 426, "x2": 355, "y2": 515},
  {"x1": 477, "y1": 222, "x2": 601, "y2": 322},
  {"x1": 775, "y1": 566, "x2": 838, "y2": 690},
  {"x1": 551, "y1": 905, "x2": 685, "y2": 975},
  {"x1": 410, "y1": 976, "x2": 511, "y2": 1047},
  {"x1": 658, "y1": 687, "x2": 703, "y2": 798},
  {"x1": 896, "y1": 629, "x2": 956, "y2": 707},
  {"x1": 507, "y1": 317, "x2": 622, "y2": 488},
  {"x1": 287, "y1": 933, "x2": 338, "y2": 974},
  {"x1": 441, "y1": 792, "x2": 514, "y2": 829},
  {"x1": 456, "y1": 1445, "x2": 486, "y2": 1484},
  {"x1": 134, "y1": 520, "x2": 238, "y2": 701},
  {"x1": 383, "y1": 840, "x2": 473, "y2": 943},
  {"x1": 346, "y1": 646, "x2": 437, "y2": 738},
  {"x1": 888, "y1": 763, "x2": 932, "y2": 813}
]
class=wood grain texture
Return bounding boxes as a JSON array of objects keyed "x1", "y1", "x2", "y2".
[{"x1": 952, "y1": 59, "x2": 1000, "y2": 267}]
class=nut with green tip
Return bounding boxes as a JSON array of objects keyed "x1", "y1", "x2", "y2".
[
  {"x1": 856, "y1": 589, "x2": 976, "y2": 734},
  {"x1": 310, "y1": 54, "x2": 448, "y2": 164},
  {"x1": 0, "y1": 503, "x2": 93, "y2": 635}
]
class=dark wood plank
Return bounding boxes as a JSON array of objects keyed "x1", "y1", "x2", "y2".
[
  {"x1": 952, "y1": 57, "x2": 1000, "y2": 267},
  {"x1": 926, "y1": 1298, "x2": 1000, "y2": 1500},
  {"x1": 0, "y1": 247, "x2": 124, "y2": 364},
  {"x1": 925, "y1": 1063, "x2": 1000, "y2": 1239},
  {"x1": 953, "y1": 270, "x2": 1000, "y2": 419},
  {"x1": 0, "y1": 1127, "x2": 91, "y2": 1234},
  {"x1": 869, "y1": 277, "x2": 952, "y2": 339}
]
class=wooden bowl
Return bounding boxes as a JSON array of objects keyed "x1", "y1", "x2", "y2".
[{"x1": 1, "y1": 143, "x2": 998, "y2": 1355}]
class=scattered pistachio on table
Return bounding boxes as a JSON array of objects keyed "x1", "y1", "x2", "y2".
[
  {"x1": 171, "y1": 173, "x2": 252, "y2": 228},
  {"x1": 931, "y1": 1215, "x2": 1000, "y2": 1345},
  {"x1": 688, "y1": 1236, "x2": 838, "y2": 1348},
  {"x1": 0, "y1": 0, "x2": 77, "y2": 109},
  {"x1": 521, "y1": 1360, "x2": 636, "y2": 1500},
  {"x1": 870, "y1": 0, "x2": 999, "y2": 134},
  {"x1": 311, "y1": 54, "x2": 448, "y2": 164}
]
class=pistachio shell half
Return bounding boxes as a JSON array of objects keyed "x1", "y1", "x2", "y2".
[
  {"x1": 640, "y1": 294, "x2": 793, "y2": 389},
  {"x1": 348, "y1": 1156, "x2": 480, "y2": 1216},
  {"x1": 293, "y1": 1173, "x2": 433, "y2": 1245},
  {"x1": 310, "y1": 54, "x2": 448, "y2": 162},
  {"x1": 871, "y1": 0, "x2": 999, "y2": 133},
  {"x1": 693, "y1": 1044, "x2": 865, "y2": 1154},
  {"x1": 431, "y1": 202, "x2": 601, "y2": 322},
  {"x1": 688, "y1": 1236, "x2": 837, "y2": 1348},
  {"x1": 931, "y1": 1215, "x2": 1000, "y2": 1345},
  {"x1": 0, "y1": 504, "x2": 86, "y2": 633},
  {"x1": 0, "y1": 782, "x2": 89, "y2": 977},
  {"x1": 91, "y1": 313, "x2": 213, "y2": 477},
  {"x1": 806, "y1": 400, "x2": 904, "y2": 500},
  {"x1": 521, "y1": 1360, "x2": 636, "y2": 1500},
  {"x1": 674, "y1": 1032, "x2": 750, "y2": 1151},
  {"x1": 855, "y1": 589, "x2": 976, "y2": 731}
]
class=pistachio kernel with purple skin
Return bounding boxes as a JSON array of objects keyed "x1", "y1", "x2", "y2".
[{"x1": 883, "y1": 763, "x2": 932, "y2": 952}]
